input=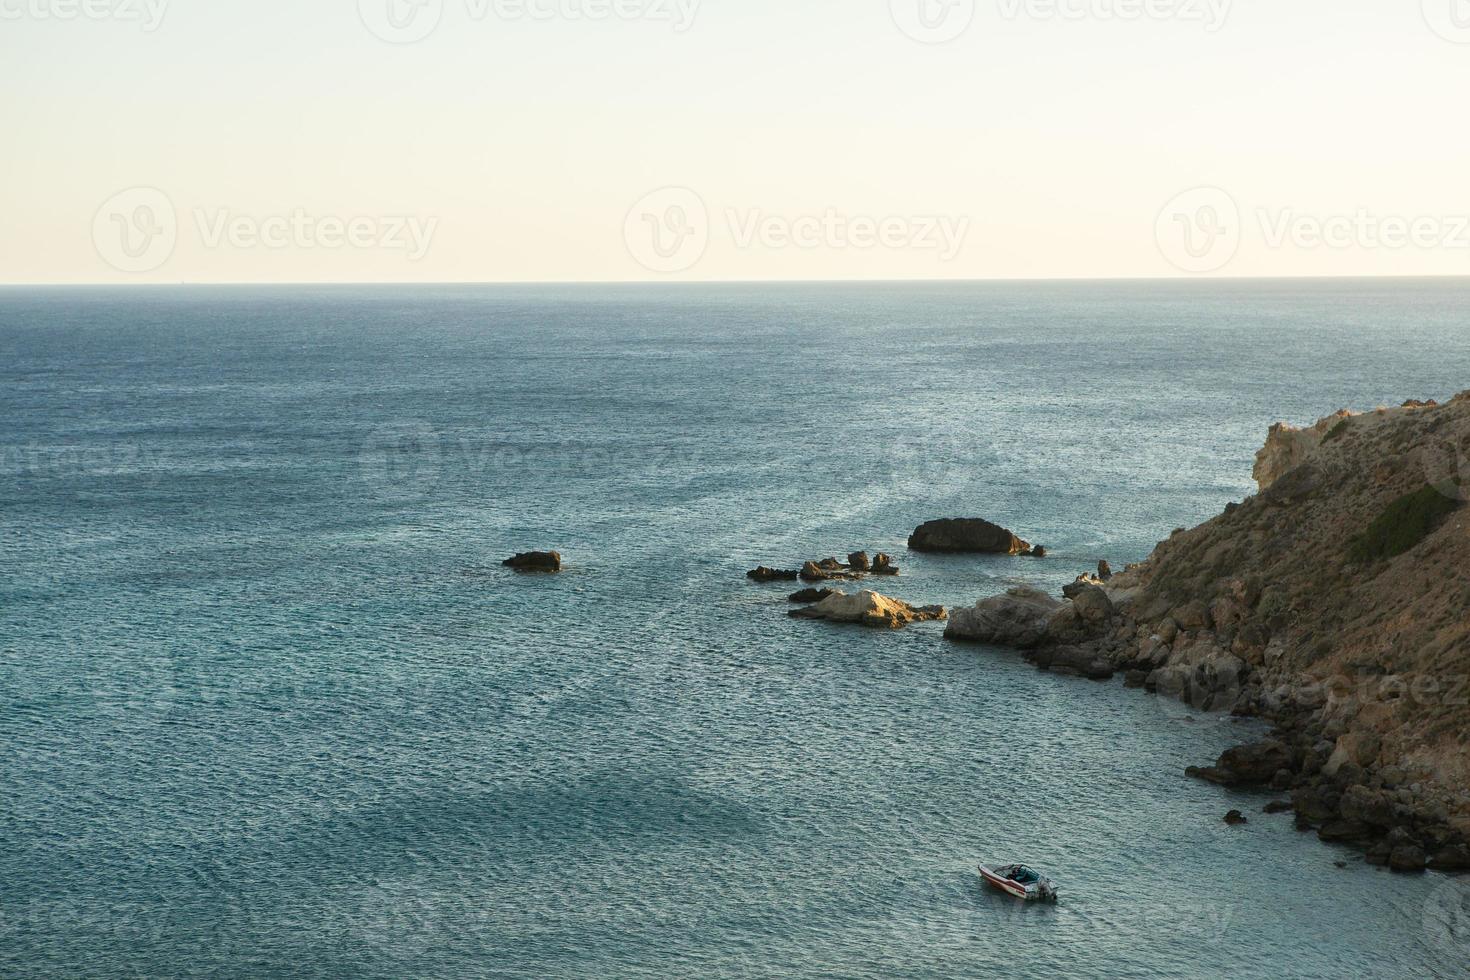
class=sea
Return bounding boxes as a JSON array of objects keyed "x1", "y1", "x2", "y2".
[{"x1": 2, "y1": 279, "x2": 1468, "y2": 979}]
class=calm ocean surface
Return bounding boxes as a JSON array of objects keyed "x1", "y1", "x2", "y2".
[{"x1": 2, "y1": 280, "x2": 1468, "y2": 979}]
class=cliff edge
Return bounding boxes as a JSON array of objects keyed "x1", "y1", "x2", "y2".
[{"x1": 957, "y1": 393, "x2": 1470, "y2": 870}]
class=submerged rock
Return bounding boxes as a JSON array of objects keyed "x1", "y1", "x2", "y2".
[
  {"x1": 908, "y1": 518, "x2": 1032, "y2": 555},
  {"x1": 1225, "y1": 810, "x2": 1249, "y2": 826},
  {"x1": 1032, "y1": 644, "x2": 1115, "y2": 681},
  {"x1": 503, "y1": 551, "x2": 562, "y2": 572},
  {"x1": 790, "y1": 590, "x2": 946, "y2": 629}
]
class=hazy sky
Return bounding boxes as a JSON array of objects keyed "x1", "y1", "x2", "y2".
[{"x1": 4, "y1": 0, "x2": 1470, "y2": 283}]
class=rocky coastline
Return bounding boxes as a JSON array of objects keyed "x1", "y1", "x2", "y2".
[
  {"x1": 741, "y1": 397, "x2": 1469, "y2": 870},
  {"x1": 944, "y1": 395, "x2": 1470, "y2": 872}
]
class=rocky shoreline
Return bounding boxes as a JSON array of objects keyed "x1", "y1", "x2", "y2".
[
  {"x1": 745, "y1": 396, "x2": 1470, "y2": 872},
  {"x1": 942, "y1": 395, "x2": 1470, "y2": 872}
]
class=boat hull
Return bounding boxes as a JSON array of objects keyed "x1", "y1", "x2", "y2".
[{"x1": 978, "y1": 865, "x2": 1056, "y2": 902}]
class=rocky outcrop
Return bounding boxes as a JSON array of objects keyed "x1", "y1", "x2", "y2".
[
  {"x1": 1252, "y1": 410, "x2": 1355, "y2": 491},
  {"x1": 790, "y1": 591, "x2": 947, "y2": 629},
  {"x1": 1089, "y1": 397, "x2": 1468, "y2": 866},
  {"x1": 755, "y1": 552, "x2": 899, "y2": 585},
  {"x1": 945, "y1": 586, "x2": 1061, "y2": 649},
  {"x1": 789, "y1": 588, "x2": 838, "y2": 604},
  {"x1": 504, "y1": 551, "x2": 562, "y2": 572},
  {"x1": 908, "y1": 518, "x2": 1032, "y2": 555},
  {"x1": 945, "y1": 583, "x2": 1116, "y2": 679},
  {"x1": 940, "y1": 397, "x2": 1470, "y2": 866},
  {"x1": 801, "y1": 560, "x2": 863, "y2": 583},
  {"x1": 1063, "y1": 574, "x2": 1104, "y2": 599},
  {"x1": 1187, "y1": 739, "x2": 1295, "y2": 788}
]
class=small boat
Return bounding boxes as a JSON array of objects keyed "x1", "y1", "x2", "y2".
[{"x1": 979, "y1": 863, "x2": 1058, "y2": 902}]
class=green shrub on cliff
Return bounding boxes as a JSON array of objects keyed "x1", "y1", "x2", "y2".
[
  {"x1": 1348, "y1": 484, "x2": 1460, "y2": 563},
  {"x1": 1322, "y1": 418, "x2": 1352, "y2": 443}
]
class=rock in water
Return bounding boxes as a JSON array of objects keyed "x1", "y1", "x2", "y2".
[
  {"x1": 945, "y1": 586, "x2": 1062, "y2": 649},
  {"x1": 871, "y1": 553, "x2": 900, "y2": 576},
  {"x1": 503, "y1": 551, "x2": 562, "y2": 572},
  {"x1": 790, "y1": 590, "x2": 946, "y2": 629},
  {"x1": 748, "y1": 566, "x2": 800, "y2": 582},
  {"x1": 847, "y1": 551, "x2": 872, "y2": 572},
  {"x1": 788, "y1": 588, "x2": 837, "y2": 604},
  {"x1": 1225, "y1": 810, "x2": 1249, "y2": 826},
  {"x1": 907, "y1": 518, "x2": 1032, "y2": 555},
  {"x1": 1031, "y1": 644, "x2": 1116, "y2": 681}
]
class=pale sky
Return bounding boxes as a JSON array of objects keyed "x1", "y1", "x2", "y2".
[{"x1": 4, "y1": 0, "x2": 1470, "y2": 283}]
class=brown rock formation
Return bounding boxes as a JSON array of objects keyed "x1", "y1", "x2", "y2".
[
  {"x1": 790, "y1": 590, "x2": 947, "y2": 629},
  {"x1": 908, "y1": 518, "x2": 1032, "y2": 555}
]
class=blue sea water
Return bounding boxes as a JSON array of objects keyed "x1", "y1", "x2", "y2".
[{"x1": 2, "y1": 280, "x2": 1469, "y2": 979}]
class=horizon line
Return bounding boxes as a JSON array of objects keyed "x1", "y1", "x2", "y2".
[{"x1": 4, "y1": 272, "x2": 1470, "y2": 289}]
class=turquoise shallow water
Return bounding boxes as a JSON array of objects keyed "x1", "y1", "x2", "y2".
[{"x1": 2, "y1": 280, "x2": 1469, "y2": 978}]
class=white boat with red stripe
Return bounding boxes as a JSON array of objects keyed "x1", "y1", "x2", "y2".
[{"x1": 978, "y1": 864, "x2": 1059, "y2": 902}]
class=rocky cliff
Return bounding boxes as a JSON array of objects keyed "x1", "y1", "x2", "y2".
[
  {"x1": 953, "y1": 394, "x2": 1470, "y2": 871},
  {"x1": 1252, "y1": 410, "x2": 1357, "y2": 491}
]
